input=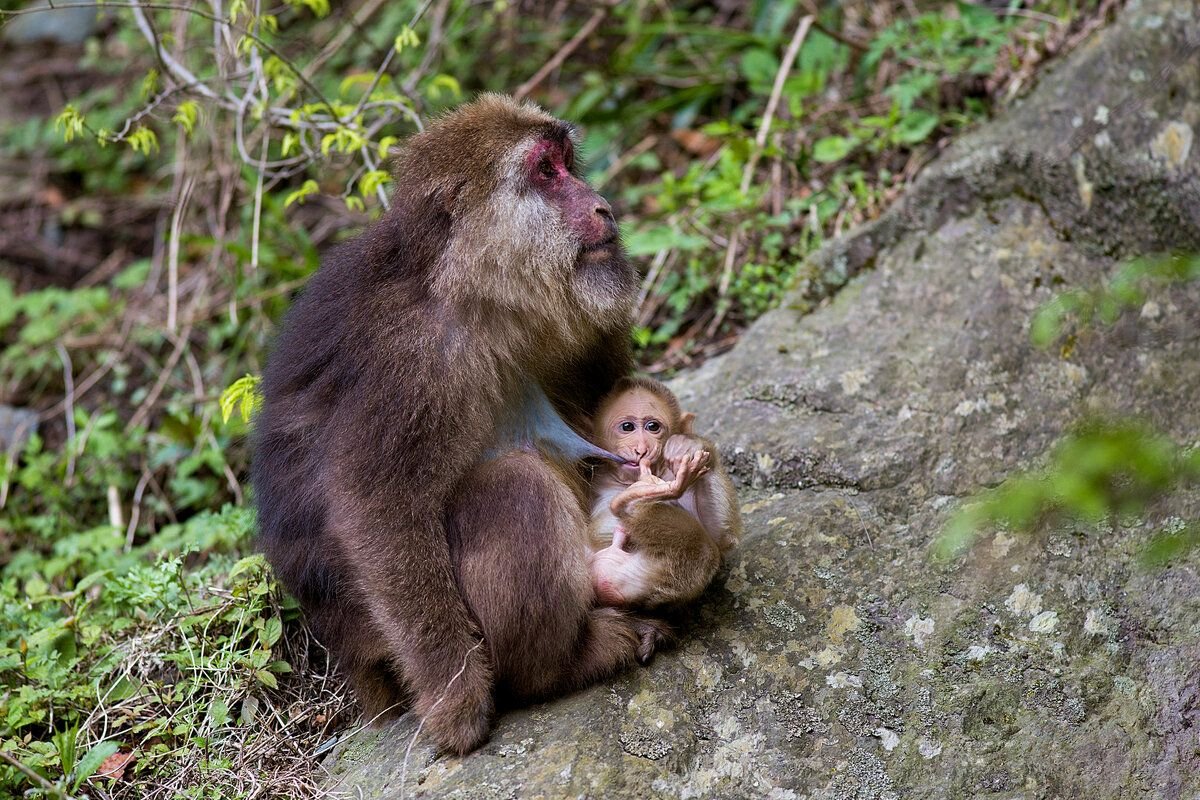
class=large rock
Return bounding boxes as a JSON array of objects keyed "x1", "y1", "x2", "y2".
[{"x1": 327, "y1": 2, "x2": 1200, "y2": 796}]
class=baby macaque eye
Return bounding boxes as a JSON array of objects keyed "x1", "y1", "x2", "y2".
[
  {"x1": 645, "y1": 420, "x2": 662, "y2": 433},
  {"x1": 620, "y1": 421, "x2": 636, "y2": 433}
]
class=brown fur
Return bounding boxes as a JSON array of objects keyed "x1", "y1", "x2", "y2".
[
  {"x1": 253, "y1": 95, "x2": 660, "y2": 754},
  {"x1": 587, "y1": 379, "x2": 743, "y2": 609}
]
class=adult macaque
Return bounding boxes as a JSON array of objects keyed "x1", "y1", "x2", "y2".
[
  {"x1": 588, "y1": 377, "x2": 742, "y2": 609},
  {"x1": 253, "y1": 95, "x2": 665, "y2": 755}
]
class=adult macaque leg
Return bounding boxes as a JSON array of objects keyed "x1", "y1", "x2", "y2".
[
  {"x1": 448, "y1": 452, "x2": 667, "y2": 701},
  {"x1": 328, "y1": 482, "x2": 495, "y2": 750},
  {"x1": 304, "y1": 598, "x2": 410, "y2": 721}
]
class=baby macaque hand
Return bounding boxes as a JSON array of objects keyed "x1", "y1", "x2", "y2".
[
  {"x1": 667, "y1": 448, "x2": 709, "y2": 495},
  {"x1": 636, "y1": 459, "x2": 669, "y2": 486},
  {"x1": 611, "y1": 460, "x2": 683, "y2": 517},
  {"x1": 664, "y1": 435, "x2": 710, "y2": 480}
]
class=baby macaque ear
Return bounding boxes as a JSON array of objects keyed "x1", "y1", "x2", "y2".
[{"x1": 678, "y1": 412, "x2": 696, "y2": 435}]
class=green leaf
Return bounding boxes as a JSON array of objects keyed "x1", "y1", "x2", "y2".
[
  {"x1": 254, "y1": 669, "x2": 279, "y2": 689},
  {"x1": 812, "y1": 135, "x2": 852, "y2": 163},
  {"x1": 54, "y1": 105, "x2": 86, "y2": 143},
  {"x1": 126, "y1": 127, "x2": 159, "y2": 156},
  {"x1": 141, "y1": 69, "x2": 160, "y2": 100},
  {"x1": 219, "y1": 374, "x2": 263, "y2": 424},
  {"x1": 209, "y1": 698, "x2": 231, "y2": 728},
  {"x1": 228, "y1": 554, "x2": 268, "y2": 581},
  {"x1": 623, "y1": 225, "x2": 709, "y2": 257},
  {"x1": 358, "y1": 169, "x2": 391, "y2": 199},
  {"x1": 284, "y1": 179, "x2": 319, "y2": 208},
  {"x1": 378, "y1": 135, "x2": 399, "y2": 160},
  {"x1": 425, "y1": 74, "x2": 461, "y2": 101},
  {"x1": 72, "y1": 741, "x2": 120, "y2": 789},
  {"x1": 740, "y1": 48, "x2": 779, "y2": 91},
  {"x1": 261, "y1": 616, "x2": 283, "y2": 647},
  {"x1": 893, "y1": 110, "x2": 939, "y2": 145},
  {"x1": 53, "y1": 727, "x2": 78, "y2": 777},
  {"x1": 394, "y1": 24, "x2": 420, "y2": 52},
  {"x1": 1141, "y1": 522, "x2": 1200, "y2": 568},
  {"x1": 1029, "y1": 295, "x2": 1073, "y2": 349},
  {"x1": 173, "y1": 100, "x2": 199, "y2": 135}
]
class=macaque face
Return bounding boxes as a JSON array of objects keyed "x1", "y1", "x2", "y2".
[
  {"x1": 525, "y1": 135, "x2": 617, "y2": 252},
  {"x1": 522, "y1": 132, "x2": 630, "y2": 315},
  {"x1": 598, "y1": 389, "x2": 675, "y2": 481}
]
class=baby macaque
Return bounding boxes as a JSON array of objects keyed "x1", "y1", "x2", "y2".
[{"x1": 588, "y1": 377, "x2": 742, "y2": 609}]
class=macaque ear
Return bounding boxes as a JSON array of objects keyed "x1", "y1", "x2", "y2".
[{"x1": 678, "y1": 412, "x2": 695, "y2": 435}]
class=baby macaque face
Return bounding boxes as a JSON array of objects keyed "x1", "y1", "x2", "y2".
[{"x1": 597, "y1": 388, "x2": 675, "y2": 482}]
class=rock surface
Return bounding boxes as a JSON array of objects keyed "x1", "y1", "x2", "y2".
[{"x1": 326, "y1": 2, "x2": 1200, "y2": 797}]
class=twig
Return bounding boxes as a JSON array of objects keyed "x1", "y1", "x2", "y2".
[
  {"x1": 998, "y1": 7, "x2": 1065, "y2": 26},
  {"x1": 514, "y1": 6, "x2": 609, "y2": 100},
  {"x1": 55, "y1": 342, "x2": 78, "y2": 485},
  {"x1": 595, "y1": 134, "x2": 658, "y2": 189},
  {"x1": 127, "y1": 0, "x2": 220, "y2": 102},
  {"x1": 349, "y1": 0, "x2": 435, "y2": 123},
  {"x1": 0, "y1": 750, "x2": 79, "y2": 800},
  {"x1": 303, "y1": 0, "x2": 393, "y2": 80},
  {"x1": 107, "y1": 484, "x2": 125, "y2": 530},
  {"x1": 706, "y1": 228, "x2": 741, "y2": 338},
  {"x1": 125, "y1": 467, "x2": 153, "y2": 550},
  {"x1": 797, "y1": 1, "x2": 867, "y2": 48},
  {"x1": 126, "y1": 324, "x2": 194, "y2": 433},
  {"x1": 167, "y1": 173, "x2": 195, "y2": 333},
  {"x1": 250, "y1": 124, "x2": 269, "y2": 278},
  {"x1": 403, "y1": 0, "x2": 450, "y2": 95},
  {"x1": 739, "y1": 14, "x2": 813, "y2": 195},
  {"x1": 1, "y1": 1, "x2": 338, "y2": 114},
  {"x1": 36, "y1": 355, "x2": 117, "y2": 424}
]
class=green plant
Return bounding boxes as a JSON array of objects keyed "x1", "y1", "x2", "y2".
[
  {"x1": 936, "y1": 251, "x2": 1200, "y2": 565},
  {"x1": 1031, "y1": 252, "x2": 1200, "y2": 350},
  {"x1": 936, "y1": 420, "x2": 1200, "y2": 561}
]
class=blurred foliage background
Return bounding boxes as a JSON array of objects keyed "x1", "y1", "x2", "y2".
[{"x1": 0, "y1": 0, "x2": 1130, "y2": 796}]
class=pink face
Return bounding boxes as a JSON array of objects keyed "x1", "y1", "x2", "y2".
[{"x1": 525, "y1": 136, "x2": 617, "y2": 252}]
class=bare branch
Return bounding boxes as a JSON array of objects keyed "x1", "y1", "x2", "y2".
[{"x1": 514, "y1": 5, "x2": 609, "y2": 101}]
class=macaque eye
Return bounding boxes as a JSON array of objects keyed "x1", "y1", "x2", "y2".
[
  {"x1": 538, "y1": 156, "x2": 557, "y2": 180},
  {"x1": 645, "y1": 421, "x2": 662, "y2": 433},
  {"x1": 620, "y1": 421, "x2": 636, "y2": 433}
]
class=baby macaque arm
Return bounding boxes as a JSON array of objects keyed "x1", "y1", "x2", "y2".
[
  {"x1": 609, "y1": 454, "x2": 709, "y2": 518},
  {"x1": 663, "y1": 434, "x2": 742, "y2": 552}
]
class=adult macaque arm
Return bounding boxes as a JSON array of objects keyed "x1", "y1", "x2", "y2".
[{"x1": 493, "y1": 381, "x2": 621, "y2": 465}]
